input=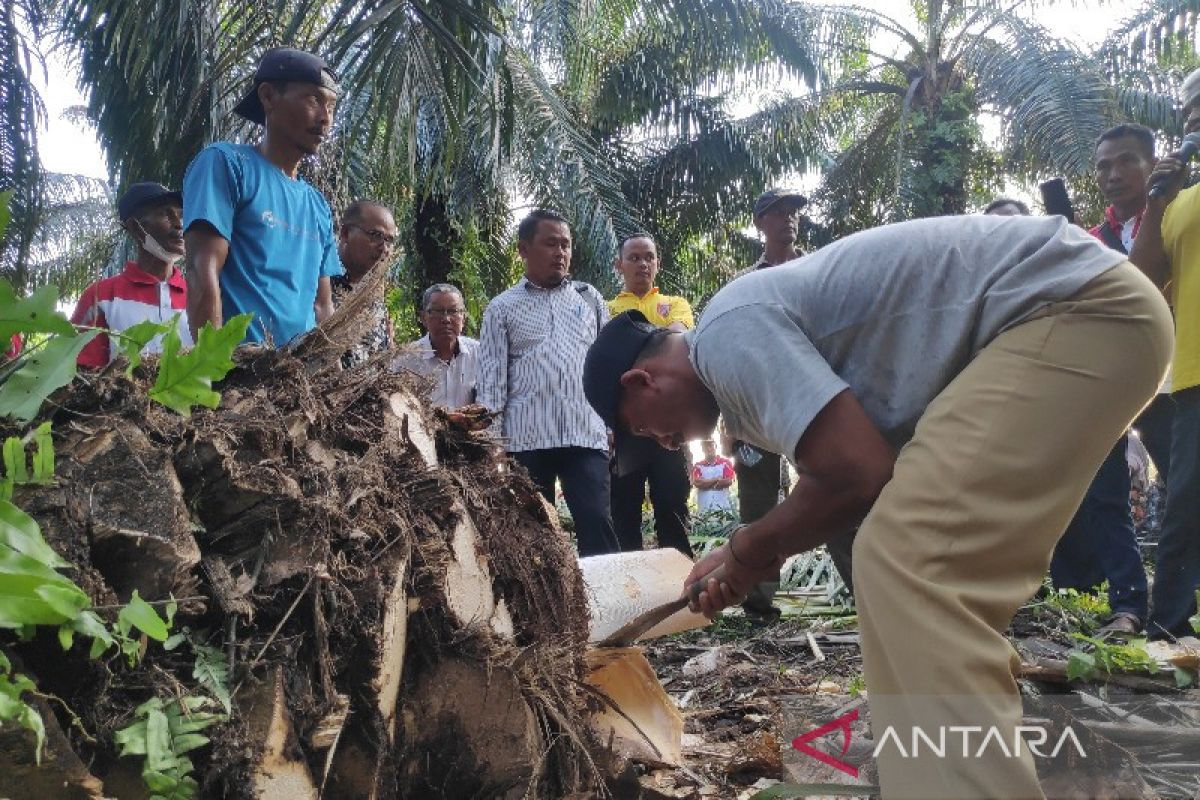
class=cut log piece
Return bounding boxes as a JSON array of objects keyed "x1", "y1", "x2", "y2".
[
  {"x1": 400, "y1": 659, "x2": 542, "y2": 798},
  {"x1": 584, "y1": 647, "x2": 683, "y2": 768},
  {"x1": 580, "y1": 549, "x2": 710, "y2": 644},
  {"x1": 385, "y1": 392, "x2": 438, "y2": 468},
  {"x1": 59, "y1": 422, "x2": 201, "y2": 601},
  {"x1": 243, "y1": 668, "x2": 319, "y2": 799},
  {"x1": 373, "y1": 551, "x2": 410, "y2": 742},
  {"x1": 323, "y1": 549, "x2": 409, "y2": 798},
  {"x1": 0, "y1": 691, "x2": 105, "y2": 800},
  {"x1": 443, "y1": 502, "x2": 515, "y2": 638}
]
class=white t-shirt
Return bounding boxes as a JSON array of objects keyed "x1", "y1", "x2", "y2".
[{"x1": 692, "y1": 457, "x2": 735, "y2": 512}]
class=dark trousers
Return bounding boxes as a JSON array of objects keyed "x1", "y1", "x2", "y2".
[
  {"x1": 1150, "y1": 386, "x2": 1200, "y2": 638},
  {"x1": 1050, "y1": 435, "x2": 1148, "y2": 620},
  {"x1": 1134, "y1": 392, "x2": 1175, "y2": 480},
  {"x1": 736, "y1": 448, "x2": 786, "y2": 611},
  {"x1": 610, "y1": 445, "x2": 692, "y2": 556},
  {"x1": 737, "y1": 450, "x2": 785, "y2": 523},
  {"x1": 512, "y1": 447, "x2": 618, "y2": 557}
]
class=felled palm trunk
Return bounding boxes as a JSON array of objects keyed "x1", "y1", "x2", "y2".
[{"x1": 2, "y1": 271, "x2": 597, "y2": 799}]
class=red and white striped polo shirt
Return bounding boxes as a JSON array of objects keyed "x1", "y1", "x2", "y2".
[{"x1": 70, "y1": 261, "x2": 192, "y2": 368}]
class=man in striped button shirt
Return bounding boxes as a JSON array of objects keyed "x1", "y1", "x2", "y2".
[{"x1": 476, "y1": 209, "x2": 619, "y2": 556}]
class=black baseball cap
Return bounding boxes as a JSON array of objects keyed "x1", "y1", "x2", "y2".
[
  {"x1": 233, "y1": 48, "x2": 341, "y2": 125},
  {"x1": 753, "y1": 188, "x2": 808, "y2": 218},
  {"x1": 584, "y1": 311, "x2": 666, "y2": 476},
  {"x1": 117, "y1": 182, "x2": 182, "y2": 222}
]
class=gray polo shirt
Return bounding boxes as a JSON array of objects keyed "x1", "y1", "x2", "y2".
[{"x1": 686, "y1": 215, "x2": 1126, "y2": 461}]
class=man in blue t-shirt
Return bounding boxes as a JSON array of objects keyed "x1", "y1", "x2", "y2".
[{"x1": 183, "y1": 47, "x2": 343, "y2": 345}]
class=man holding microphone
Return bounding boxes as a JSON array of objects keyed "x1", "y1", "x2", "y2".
[{"x1": 1129, "y1": 68, "x2": 1200, "y2": 641}]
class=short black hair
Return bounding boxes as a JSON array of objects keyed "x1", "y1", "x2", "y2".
[
  {"x1": 342, "y1": 199, "x2": 390, "y2": 228},
  {"x1": 1097, "y1": 123, "x2": 1156, "y2": 161},
  {"x1": 983, "y1": 197, "x2": 1030, "y2": 215},
  {"x1": 618, "y1": 232, "x2": 656, "y2": 256},
  {"x1": 632, "y1": 328, "x2": 674, "y2": 365},
  {"x1": 517, "y1": 209, "x2": 569, "y2": 243}
]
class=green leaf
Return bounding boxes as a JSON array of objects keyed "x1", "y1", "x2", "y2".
[
  {"x1": 114, "y1": 718, "x2": 150, "y2": 756},
  {"x1": 144, "y1": 707, "x2": 173, "y2": 771},
  {"x1": 1174, "y1": 667, "x2": 1195, "y2": 689},
  {"x1": 34, "y1": 583, "x2": 91, "y2": 618},
  {"x1": 0, "y1": 281, "x2": 76, "y2": 342},
  {"x1": 1190, "y1": 590, "x2": 1200, "y2": 634},
  {"x1": 1066, "y1": 650, "x2": 1097, "y2": 681},
  {"x1": 170, "y1": 733, "x2": 210, "y2": 755},
  {"x1": 117, "y1": 319, "x2": 175, "y2": 376},
  {"x1": 118, "y1": 590, "x2": 171, "y2": 642},
  {"x1": 0, "y1": 500, "x2": 70, "y2": 568},
  {"x1": 71, "y1": 610, "x2": 115, "y2": 652},
  {"x1": 3, "y1": 437, "x2": 27, "y2": 483},
  {"x1": 0, "y1": 670, "x2": 46, "y2": 763},
  {"x1": 0, "y1": 331, "x2": 99, "y2": 422},
  {"x1": 57, "y1": 624, "x2": 74, "y2": 650},
  {"x1": 191, "y1": 640, "x2": 231, "y2": 714},
  {"x1": 148, "y1": 314, "x2": 251, "y2": 416},
  {"x1": 31, "y1": 422, "x2": 54, "y2": 482}
]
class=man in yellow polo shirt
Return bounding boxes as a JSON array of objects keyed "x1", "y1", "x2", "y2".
[
  {"x1": 608, "y1": 233, "x2": 695, "y2": 555},
  {"x1": 1129, "y1": 67, "x2": 1200, "y2": 639}
]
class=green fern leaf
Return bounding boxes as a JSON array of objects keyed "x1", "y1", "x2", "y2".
[{"x1": 148, "y1": 314, "x2": 251, "y2": 416}]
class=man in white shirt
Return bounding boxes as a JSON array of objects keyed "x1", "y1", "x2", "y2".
[{"x1": 393, "y1": 283, "x2": 478, "y2": 409}]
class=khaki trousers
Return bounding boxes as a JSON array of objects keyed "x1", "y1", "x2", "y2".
[{"x1": 855, "y1": 262, "x2": 1173, "y2": 799}]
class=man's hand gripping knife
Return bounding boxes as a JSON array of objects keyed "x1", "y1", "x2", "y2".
[{"x1": 685, "y1": 524, "x2": 785, "y2": 618}]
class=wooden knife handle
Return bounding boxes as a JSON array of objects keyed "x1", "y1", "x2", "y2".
[{"x1": 685, "y1": 562, "x2": 728, "y2": 604}]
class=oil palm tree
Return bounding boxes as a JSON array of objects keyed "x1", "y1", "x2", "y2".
[
  {"x1": 0, "y1": 0, "x2": 49, "y2": 285},
  {"x1": 794, "y1": 1, "x2": 1122, "y2": 235}
]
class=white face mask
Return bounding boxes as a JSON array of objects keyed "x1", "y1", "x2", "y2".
[{"x1": 135, "y1": 220, "x2": 182, "y2": 266}]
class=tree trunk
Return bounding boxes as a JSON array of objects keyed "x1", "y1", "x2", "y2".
[{"x1": 0, "y1": 291, "x2": 599, "y2": 798}]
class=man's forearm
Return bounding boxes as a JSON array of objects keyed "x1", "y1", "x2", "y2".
[
  {"x1": 184, "y1": 227, "x2": 230, "y2": 340},
  {"x1": 314, "y1": 277, "x2": 334, "y2": 323},
  {"x1": 1129, "y1": 203, "x2": 1172, "y2": 289},
  {"x1": 187, "y1": 272, "x2": 223, "y2": 339}
]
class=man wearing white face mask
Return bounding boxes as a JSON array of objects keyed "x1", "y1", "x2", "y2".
[{"x1": 71, "y1": 182, "x2": 193, "y2": 367}]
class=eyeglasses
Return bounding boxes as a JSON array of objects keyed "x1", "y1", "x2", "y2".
[
  {"x1": 349, "y1": 223, "x2": 397, "y2": 247},
  {"x1": 425, "y1": 308, "x2": 466, "y2": 318}
]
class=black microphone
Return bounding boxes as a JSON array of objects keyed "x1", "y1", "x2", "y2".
[
  {"x1": 1039, "y1": 177, "x2": 1075, "y2": 223},
  {"x1": 1149, "y1": 132, "x2": 1200, "y2": 198}
]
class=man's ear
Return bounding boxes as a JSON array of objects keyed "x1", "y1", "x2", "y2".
[
  {"x1": 517, "y1": 239, "x2": 529, "y2": 260},
  {"x1": 618, "y1": 368, "x2": 653, "y2": 391},
  {"x1": 258, "y1": 82, "x2": 278, "y2": 116},
  {"x1": 123, "y1": 218, "x2": 145, "y2": 245}
]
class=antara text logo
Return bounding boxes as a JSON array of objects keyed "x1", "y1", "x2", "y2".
[
  {"x1": 873, "y1": 724, "x2": 1087, "y2": 760},
  {"x1": 790, "y1": 709, "x2": 1087, "y2": 777}
]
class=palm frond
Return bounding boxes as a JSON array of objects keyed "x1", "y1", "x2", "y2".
[
  {"x1": 0, "y1": 0, "x2": 48, "y2": 292},
  {"x1": 962, "y1": 14, "x2": 1114, "y2": 177},
  {"x1": 1098, "y1": 0, "x2": 1200, "y2": 74},
  {"x1": 54, "y1": 0, "x2": 270, "y2": 188},
  {"x1": 627, "y1": 93, "x2": 829, "y2": 238},
  {"x1": 507, "y1": 47, "x2": 641, "y2": 292},
  {"x1": 25, "y1": 172, "x2": 116, "y2": 297}
]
